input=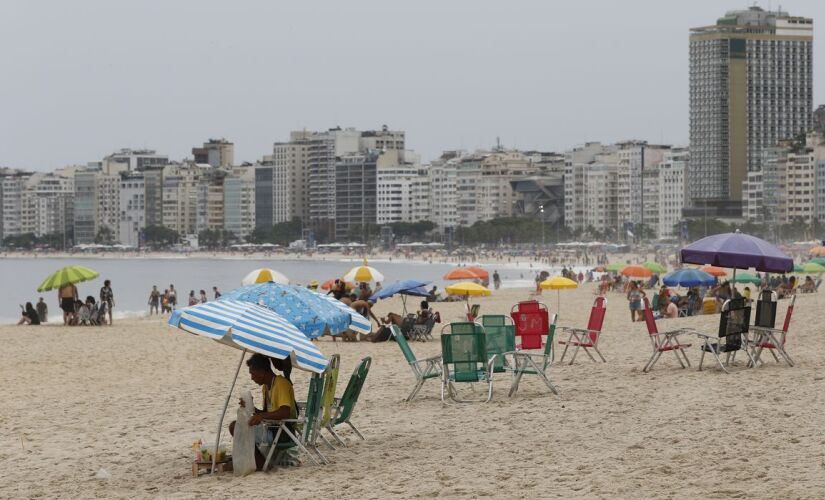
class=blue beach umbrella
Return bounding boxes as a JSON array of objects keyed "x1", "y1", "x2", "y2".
[
  {"x1": 218, "y1": 282, "x2": 352, "y2": 338},
  {"x1": 168, "y1": 299, "x2": 328, "y2": 472},
  {"x1": 369, "y1": 279, "x2": 431, "y2": 314},
  {"x1": 662, "y1": 269, "x2": 716, "y2": 288}
]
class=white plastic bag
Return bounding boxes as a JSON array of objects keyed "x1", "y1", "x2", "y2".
[{"x1": 233, "y1": 390, "x2": 257, "y2": 476}]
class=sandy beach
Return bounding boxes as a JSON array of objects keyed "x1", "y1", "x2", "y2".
[{"x1": 2, "y1": 285, "x2": 824, "y2": 499}]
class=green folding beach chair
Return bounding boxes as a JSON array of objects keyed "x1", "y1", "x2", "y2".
[
  {"x1": 505, "y1": 314, "x2": 560, "y2": 397},
  {"x1": 326, "y1": 356, "x2": 372, "y2": 444},
  {"x1": 313, "y1": 354, "x2": 340, "y2": 454},
  {"x1": 262, "y1": 370, "x2": 327, "y2": 469},
  {"x1": 440, "y1": 322, "x2": 496, "y2": 403},
  {"x1": 390, "y1": 324, "x2": 442, "y2": 401},
  {"x1": 480, "y1": 315, "x2": 515, "y2": 374}
]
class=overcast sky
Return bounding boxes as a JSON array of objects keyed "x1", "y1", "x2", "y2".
[{"x1": 1, "y1": 1, "x2": 824, "y2": 171}]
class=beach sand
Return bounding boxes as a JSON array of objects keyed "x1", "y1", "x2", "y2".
[{"x1": 2, "y1": 286, "x2": 824, "y2": 499}]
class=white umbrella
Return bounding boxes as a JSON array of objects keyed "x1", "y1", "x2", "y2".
[{"x1": 343, "y1": 258, "x2": 385, "y2": 283}]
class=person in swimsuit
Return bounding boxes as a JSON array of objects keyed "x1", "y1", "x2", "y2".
[
  {"x1": 99, "y1": 280, "x2": 114, "y2": 325},
  {"x1": 58, "y1": 283, "x2": 78, "y2": 325},
  {"x1": 626, "y1": 281, "x2": 646, "y2": 322}
]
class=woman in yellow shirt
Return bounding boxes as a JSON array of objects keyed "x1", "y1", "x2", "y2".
[{"x1": 229, "y1": 353, "x2": 297, "y2": 471}]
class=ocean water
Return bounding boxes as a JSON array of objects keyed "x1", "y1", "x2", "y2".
[{"x1": 0, "y1": 257, "x2": 543, "y2": 324}]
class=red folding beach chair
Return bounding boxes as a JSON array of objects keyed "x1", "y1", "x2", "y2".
[
  {"x1": 510, "y1": 300, "x2": 550, "y2": 351},
  {"x1": 750, "y1": 294, "x2": 795, "y2": 367},
  {"x1": 641, "y1": 297, "x2": 693, "y2": 372},
  {"x1": 558, "y1": 297, "x2": 607, "y2": 364}
]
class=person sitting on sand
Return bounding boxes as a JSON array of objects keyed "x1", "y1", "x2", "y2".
[
  {"x1": 660, "y1": 297, "x2": 679, "y2": 319},
  {"x1": 416, "y1": 301, "x2": 432, "y2": 325},
  {"x1": 18, "y1": 302, "x2": 41, "y2": 325},
  {"x1": 229, "y1": 354, "x2": 298, "y2": 471}
]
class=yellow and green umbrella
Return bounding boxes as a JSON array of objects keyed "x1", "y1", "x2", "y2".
[
  {"x1": 800, "y1": 262, "x2": 825, "y2": 274},
  {"x1": 37, "y1": 265, "x2": 99, "y2": 292},
  {"x1": 606, "y1": 262, "x2": 625, "y2": 272},
  {"x1": 643, "y1": 261, "x2": 666, "y2": 274},
  {"x1": 539, "y1": 276, "x2": 578, "y2": 315}
]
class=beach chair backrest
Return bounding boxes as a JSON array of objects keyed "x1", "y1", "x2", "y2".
[
  {"x1": 718, "y1": 298, "x2": 750, "y2": 350},
  {"x1": 480, "y1": 315, "x2": 507, "y2": 327},
  {"x1": 754, "y1": 290, "x2": 778, "y2": 328},
  {"x1": 319, "y1": 354, "x2": 340, "y2": 428},
  {"x1": 510, "y1": 300, "x2": 549, "y2": 350},
  {"x1": 335, "y1": 356, "x2": 372, "y2": 425},
  {"x1": 483, "y1": 322, "x2": 515, "y2": 373},
  {"x1": 586, "y1": 296, "x2": 607, "y2": 344},
  {"x1": 390, "y1": 324, "x2": 417, "y2": 364},
  {"x1": 400, "y1": 314, "x2": 416, "y2": 335},
  {"x1": 642, "y1": 297, "x2": 659, "y2": 336},
  {"x1": 441, "y1": 323, "x2": 487, "y2": 382},
  {"x1": 302, "y1": 372, "x2": 326, "y2": 444}
]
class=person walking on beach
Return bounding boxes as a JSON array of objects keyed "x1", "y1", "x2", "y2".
[
  {"x1": 168, "y1": 284, "x2": 177, "y2": 310},
  {"x1": 148, "y1": 286, "x2": 160, "y2": 315},
  {"x1": 99, "y1": 279, "x2": 114, "y2": 325},
  {"x1": 626, "y1": 281, "x2": 646, "y2": 322},
  {"x1": 493, "y1": 271, "x2": 501, "y2": 290},
  {"x1": 36, "y1": 297, "x2": 48, "y2": 323},
  {"x1": 213, "y1": 286, "x2": 221, "y2": 299},
  {"x1": 58, "y1": 282, "x2": 78, "y2": 325}
]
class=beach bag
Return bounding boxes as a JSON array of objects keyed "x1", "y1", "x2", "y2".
[{"x1": 233, "y1": 391, "x2": 256, "y2": 476}]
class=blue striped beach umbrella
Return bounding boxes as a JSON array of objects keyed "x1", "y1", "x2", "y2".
[
  {"x1": 314, "y1": 292, "x2": 372, "y2": 334},
  {"x1": 168, "y1": 299, "x2": 328, "y2": 472},
  {"x1": 219, "y1": 282, "x2": 358, "y2": 338}
]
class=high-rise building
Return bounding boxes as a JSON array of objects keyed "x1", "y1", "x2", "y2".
[
  {"x1": 254, "y1": 160, "x2": 274, "y2": 230},
  {"x1": 564, "y1": 142, "x2": 620, "y2": 234},
  {"x1": 427, "y1": 154, "x2": 459, "y2": 231},
  {"x1": 616, "y1": 141, "x2": 670, "y2": 233},
  {"x1": 334, "y1": 152, "x2": 379, "y2": 240},
  {"x1": 104, "y1": 149, "x2": 168, "y2": 171},
  {"x1": 689, "y1": 7, "x2": 813, "y2": 212},
  {"x1": 192, "y1": 139, "x2": 234, "y2": 167},
  {"x1": 73, "y1": 162, "x2": 126, "y2": 244},
  {"x1": 0, "y1": 169, "x2": 32, "y2": 241},
  {"x1": 224, "y1": 166, "x2": 256, "y2": 239},
  {"x1": 119, "y1": 172, "x2": 145, "y2": 247}
]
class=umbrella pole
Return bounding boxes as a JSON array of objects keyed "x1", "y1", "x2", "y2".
[
  {"x1": 557, "y1": 290, "x2": 561, "y2": 318},
  {"x1": 212, "y1": 349, "x2": 246, "y2": 473},
  {"x1": 402, "y1": 295, "x2": 407, "y2": 315}
]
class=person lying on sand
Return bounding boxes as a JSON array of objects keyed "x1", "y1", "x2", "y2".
[{"x1": 229, "y1": 354, "x2": 298, "y2": 471}]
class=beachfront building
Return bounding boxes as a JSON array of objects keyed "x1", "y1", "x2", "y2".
[
  {"x1": 427, "y1": 153, "x2": 459, "y2": 232},
  {"x1": 73, "y1": 162, "x2": 127, "y2": 244},
  {"x1": 21, "y1": 169, "x2": 75, "y2": 241},
  {"x1": 254, "y1": 160, "x2": 274, "y2": 229},
  {"x1": 376, "y1": 150, "x2": 428, "y2": 225},
  {"x1": 192, "y1": 138, "x2": 234, "y2": 168},
  {"x1": 616, "y1": 141, "x2": 670, "y2": 235},
  {"x1": 455, "y1": 150, "x2": 536, "y2": 226},
  {"x1": 161, "y1": 164, "x2": 199, "y2": 236},
  {"x1": 657, "y1": 149, "x2": 689, "y2": 239},
  {"x1": 104, "y1": 148, "x2": 168, "y2": 172},
  {"x1": 0, "y1": 170, "x2": 31, "y2": 241},
  {"x1": 334, "y1": 152, "x2": 379, "y2": 240},
  {"x1": 142, "y1": 168, "x2": 164, "y2": 228},
  {"x1": 224, "y1": 166, "x2": 256, "y2": 239},
  {"x1": 119, "y1": 172, "x2": 145, "y2": 247},
  {"x1": 689, "y1": 7, "x2": 813, "y2": 214},
  {"x1": 272, "y1": 131, "x2": 313, "y2": 224},
  {"x1": 563, "y1": 142, "x2": 620, "y2": 235}
]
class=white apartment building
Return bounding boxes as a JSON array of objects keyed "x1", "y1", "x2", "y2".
[
  {"x1": 427, "y1": 155, "x2": 459, "y2": 230},
  {"x1": 375, "y1": 150, "x2": 427, "y2": 225},
  {"x1": 73, "y1": 162, "x2": 126, "y2": 244},
  {"x1": 0, "y1": 173, "x2": 29, "y2": 240},
  {"x1": 455, "y1": 151, "x2": 535, "y2": 226},
  {"x1": 657, "y1": 149, "x2": 689, "y2": 238},
  {"x1": 21, "y1": 171, "x2": 75, "y2": 239},
  {"x1": 564, "y1": 142, "x2": 620, "y2": 233},
  {"x1": 224, "y1": 166, "x2": 256, "y2": 238},
  {"x1": 119, "y1": 173, "x2": 145, "y2": 247},
  {"x1": 616, "y1": 141, "x2": 669, "y2": 233}
]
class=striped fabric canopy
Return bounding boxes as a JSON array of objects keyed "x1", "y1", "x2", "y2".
[
  {"x1": 314, "y1": 292, "x2": 372, "y2": 334},
  {"x1": 168, "y1": 299, "x2": 328, "y2": 374}
]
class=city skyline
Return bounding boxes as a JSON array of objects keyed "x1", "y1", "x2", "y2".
[{"x1": 3, "y1": 1, "x2": 825, "y2": 171}]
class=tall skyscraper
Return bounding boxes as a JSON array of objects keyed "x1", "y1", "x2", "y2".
[{"x1": 689, "y1": 7, "x2": 813, "y2": 213}]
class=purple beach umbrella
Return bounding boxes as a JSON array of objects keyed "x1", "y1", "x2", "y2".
[{"x1": 680, "y1": 231, "x2": 793, "y2": 273}]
